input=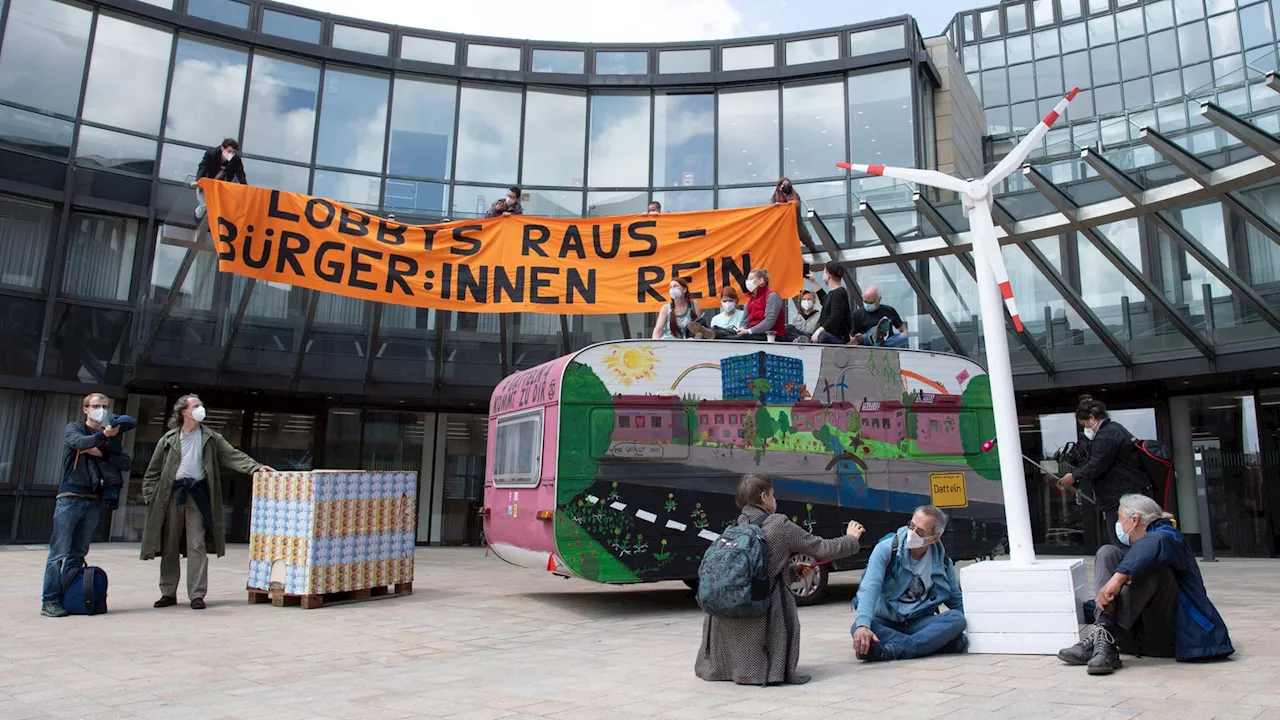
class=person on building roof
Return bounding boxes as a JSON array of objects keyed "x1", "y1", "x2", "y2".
[{"x1": 193, "y1": 138, "x2": 247, "y2": 223}]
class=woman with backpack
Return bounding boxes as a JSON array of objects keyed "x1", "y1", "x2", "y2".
[
  {"x1": 695, "y1": 474, "x2": 865, "y2": 685},
  {"x1": 1058, "y1": 399, "x2": 1154, "y2": 548}
]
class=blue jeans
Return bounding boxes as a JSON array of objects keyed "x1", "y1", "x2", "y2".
[
  {"x1": 859, "y1": 331, "x2": 909, "y2": 348},
  {"x1": 42, "y1": 496, "x2": 101, "y2": 603},
  {"x1": 861, "y1": 610, "x2": 967, "y2": 660},
  {"x1": 815, "y1": 331, "x2": 847, "y2": 345}
]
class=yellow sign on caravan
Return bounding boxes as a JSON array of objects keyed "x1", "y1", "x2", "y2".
[{"x1": 929, "y1": 471, "x2": 968, "y2": 509}]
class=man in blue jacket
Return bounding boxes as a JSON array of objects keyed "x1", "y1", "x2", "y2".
[
  {"x1": 1058, "y1": 493, "x2": 1233, "y2": 675},
  {"x1": 40, "y1": 393, "x2": 128, "y2": 617},
  {"x1": 851, "y1": 506, "x2": 967, "y2": 661}
]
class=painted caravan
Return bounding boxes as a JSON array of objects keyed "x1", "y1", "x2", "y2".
[{"x1": 483, "y1": 339, "x2": 1007, "y2": 603}]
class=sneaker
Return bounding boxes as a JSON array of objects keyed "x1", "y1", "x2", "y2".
[
  {"x1": 873, "y1": 317, "x2": 893, "y2": 346},
  {"x1": 1058, "y1": 625, "x2": 1100, "y2": 665},
  {"x1": 40, "y1": 602, "x2": 69, "y2": 618},
  {"x1": 1086, "y1": 625, "x2": 1123, "y2": 675},
  {"x1": 190, "y1": 598, "x2": 206, "y2": 610},
  {"x1": 855, "y1": 641, "x2": 891, "y2": 662},
  {"x1": 942, "y1": 633, "x2": 969, "y2": 655},
  {"x1": 154, "y1": 596, "x2": 177, "y2": 608}
]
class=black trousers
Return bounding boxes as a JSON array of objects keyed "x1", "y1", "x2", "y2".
[{"x1": 1096, "y1": 546, "x2": 1179, "y2": 658}]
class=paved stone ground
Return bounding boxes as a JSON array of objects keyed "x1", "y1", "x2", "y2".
[{"x1": 2, "y1": 544, "x2": 1279, "y2": 720}]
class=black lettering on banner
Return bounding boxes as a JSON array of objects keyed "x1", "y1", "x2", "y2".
[
  {"x1": 558, "y1": 225, "x2": 586, "y2": 259},
  {"x1": 275, "y1": 231, "x2": 310, "y2": 276},
  {"x1": 215, "y1": 219, "x2": 238, "y2": 261},
  {"x1": 348, "y1": 246, "x2": 382, "y2": 290},
  {"x1": 592, "y1": 224, "x2": 620, "y2": 259},
  {"x1": 267, "y1": 190, "x2": 300, "y2": 222},
  {"x1": 422, "y1": 227, "x2": 439, "y2": 251},
  {"x1": 315, "y1": 241, "x2": 346, "y2": 283},
  {"x1": 440, "y1": 263, "x2": 452, "y2": 299},
  {"x1": 672, "y1": 262, "x2": 701, "y2": 299},
  {"x1": 566, "y1": 268, "x2": 596, "y2": 304},
  {"x1": 338, "y1": 208, "x2": 371, "y2": 238},
  {"x1": 627, "y1": 221, "x2": 658, "y2": 257},
  {"x1": 456, "y1": 264, "x2": 488, "y2": 302},
  {"x1": 722, "y1": 253, "x2": 752, "y2": 289},
  {"x1": 451, "y1": 225, "x2": 482, "y2": 256},
  {"x1": 385, "y1": 254, "x2": 417, "y2": 295},
  {"x1": 522, "y1": 224, "x2": 550, "y2": 258},
  {"x1": 493, "y1": 265, "x2": 525, "y2": 303},
  {"x1": 304, "y1": 198, "x2": 337, "y2": 230},
  {"x1": 705, "y1": 259, "x2": 718, "y2": 298},
  {"x1": 243, "y1": 233, "x2": 272, "y2": 269},
  {"x1": 679, "y1": 228, "x2": 707, "y2": 240},
  {"x1": 375, "y1": 220, "x2": 406, "y2": 246},
  {"x1": 529, "y1": 267, "x2": 558, "y2": 305},
  {"x1": 637, "y1": 266, "x2": 665, "y2": 302}
]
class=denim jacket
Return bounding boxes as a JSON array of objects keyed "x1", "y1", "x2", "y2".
[{"x1": 853, "y1": 527, "x2": 964, "y2": 628}]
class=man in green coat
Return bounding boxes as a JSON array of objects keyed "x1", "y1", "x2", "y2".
[{"x1": 140, "y1": 394, "x2": 273, "y2": 609}]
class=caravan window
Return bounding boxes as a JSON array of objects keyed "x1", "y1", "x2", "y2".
[{"x1": 493, "y1": 410, "x2": 543, "y2": 487}]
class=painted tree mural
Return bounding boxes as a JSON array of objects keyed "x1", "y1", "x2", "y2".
[{"x1": 959, "y1": 374, "x2": 1001, "y2": 480}]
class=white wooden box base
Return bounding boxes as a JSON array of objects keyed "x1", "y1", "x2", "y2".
[{"x1": 959, "y1": 558, "x2": 1090, "y2": 655}]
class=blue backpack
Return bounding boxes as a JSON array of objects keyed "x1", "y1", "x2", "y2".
[
  {"x1": 61, "y1": 561, "x2": 108, "y2": 616},
  {"x1": 697, "y1": 514, "x2": 771, "y2": 617}
]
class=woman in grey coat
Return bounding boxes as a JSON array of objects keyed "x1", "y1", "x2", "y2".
[{"x1": 695, "y1": 475, "x2": 865, "y2": 685}]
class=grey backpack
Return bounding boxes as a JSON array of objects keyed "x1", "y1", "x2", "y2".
[{"x1": 696, "y1": 515, "x2": 771, "y2": 617}]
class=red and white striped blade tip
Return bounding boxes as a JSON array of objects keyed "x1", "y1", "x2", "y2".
[
  {"x1": 1041, "y1": 86, "x2": 1081, "y2": 128},
  {"x1": 835, "y1": 162, "x2": 883, "y2": 175},
  {"x1": 1011, "y1": 315, "x2": 1025, "y2": 333}
]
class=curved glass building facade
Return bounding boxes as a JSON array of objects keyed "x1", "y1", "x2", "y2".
[{"x1": 0, "y1": 0, "x2": 1278, "y2": 558}]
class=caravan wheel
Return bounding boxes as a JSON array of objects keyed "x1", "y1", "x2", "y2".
[{"x1": 790, "y1": 553, "x2": 828, "y2": 606}]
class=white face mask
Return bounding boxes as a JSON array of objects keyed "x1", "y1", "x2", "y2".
[
  {"x1": 1083, "y1": 426, "x2": 1096, "y2": 440},
  {"x1": 746, "y1": 278, "x2": 759, "y2": 293},
  {"x1": 721, "y1": 301, "x2": 736, "y2": 313},
  {"x1": 191, "y1": 406, "x2": 207, "y2": 423},
  {"x1": 89, "y1": 407, "x2": 108, "y2": 424},
  {"x1": 801, "y1": 300, "x2": 814, "y2": 311},
  {"x1": 670, "y1": 287, "x2": 683, "y2": 300},
  {"x1": 222, "y1": 151, "x2": 234, "y2": 162},
  {"x1": 905, "y1": 531, "x2": 928, "y2": 550}
]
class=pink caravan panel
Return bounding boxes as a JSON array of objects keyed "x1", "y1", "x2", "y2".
[{"x1": 484, "y1": 355, "x2": 572, "y2": 567}]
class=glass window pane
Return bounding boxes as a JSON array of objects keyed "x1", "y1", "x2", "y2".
[
  {"x1": 1091, "y1": 45, "x2": 1120, "y2": 84},
  {"x1": 849, "y1": 25, "x2": 904, "y2": 55},
  {"x1": 383, "y1": 179, "x2": 446, "y2": 219},
  {"x1": 981, "y1": 40, "x2": 1007, "y2": 66},
  {"x1": 963, "y1": 44, "x2": 980, "y2": 69},
  {"x1": 1088, "y1": 15, "x2": 1116, "y2": 45},
  {"x1": 522, "y1": 188, "x2": 580, "y2": 218},
  {"x1": 1008, "y1": 63, "x2": 1036, "y2": 103},
  {"x1": 588, "y1": 94, "x2": 650, "y2": 187},
  {"x1": 531, "y1": 49, "x2": 584, "y2": 73},
  {"x1": 1183, "y1": 61, "x2": 1213, "y2": 92},
  {"x1": 722, "y1": 44, "x2": 774, "y2": 70},
  {"x1": 785, "y1": 36, "x2": 838, "y2": 65},
  {"x1": 1034, "y1": 0, "x2": 1055, "y2": 26},
  {"x1": 848, "y1": 67, "x2": 915, "y2": 168},
  {"x1": 1240, "y1": 2, "x2": 1275, "y2": 47},
  {"x1": 165, "y1": 36, "x2": 247, "y2": 146},
  {"x1": 717, "y1": 88, "x2": 778, "y2": 185},
  {"x1": 586, "y1": 190, "x2": 646, "y2": 217},
  {"x1": 1147, "y1": 29, "x2": 1179, "y2": 72},
  {"x1": 1179, "y1": 22, "x2": 1211, "y2": 64},
  {"x1": 241, "y1": 157, "x2": 308, "y2": 193},
  {"x1": 1124, "y1": 77, "x2": 1152, "y2": 105},
  {"x1": 1063, "y1": 0, "x2": 1083, "y2": 20},
  {"x1": 1094, "y1": 83, "x2": 1123, "y2": 114},
  {"x1": 261, "y1": 9, "x2": 320, "y2": 44},
  {"x1": 1007, "y1": 34, "x2": 1033, "y2": 63},
  {"x1": 1089, "y1": 0, "x2": 1110, "y2": 13},
  {"x1": 81, "y1": 16, "x2": 172, "y2": 135},
  {"x1": 1034, "y1": 28, "x2": 1060, "y2": 56},
  {"x1": 596, "y1": 51, "x2": 647, "y2": 74},
  {"x1": 242, "y1": 53, "x2": 320, "y2": 164},
  {"x1": 982, "y1": 68, "x2": 1010, "y2": 106},
  {"x1": 0, "y1": 0, "x2": 92, "y2": 116},
  {"x1": 1175, "y1": 0, "x2": 1206, "y2": 22},
  {"x1": 1061, "y1": 22, "x2": 1088, "y2": 52},
  {"x1": 158, "y1": 142, "x2": 204, "y2": 182},
  {"x1": 387, "y1": 77, "x2": 454, "y2": 181},
  {"x1": 75, "y1": 125, "x2": 156, "y2": 174},
  {"x1": 1205, "y1": 0, "x2": 1236, "y2": 13},
  {"x1": 1007, "y1": 2, "x2": 1028, "y2": 33},
  {"x1": 455, "y1": 85, "x2": 521, "y2": 184},
  {"x1": 61, "y1": 213, "x2": 137, "y2": 300},
  {"x1": 0, "y1": 103, "x2": 74, "y2": 156},
  {"x1": 965, "y1": 14, "x2": 977, "y2": 41},
  {"x1": 451, "y1": 184, "x2": 507, "y2": 219},
  {"x1": 659, "y1": 49, "x2": 710, "y2": 73},
  {"x1": 652, "y1": 93, "x2": 713, "y2": 188},
  {"x1": 186, "y1": 0, "x2": 248, "y2": 28},
  {"x1": 650, "y1": 189, "x2": 713, "y2": 213},
  {"x1": 332, "y1": 25, "x2": 388, "y2": 55},
  {"x1": 782, "y1": 81, "x2": 844, "y2": 182},
  {"x1": 0, "y1": 194, "x2": 53, "y2": 290},
  {"x1": 981, "y1": 9, "x2": 1001, "y2": 37},
  {"x1": 315, "y1": 68, "x2": 388, "y2": 173},
  {"x1": 467, "y1": 44, "x2": 520, "y2": 71},
  {"x1": 1208, "y1": 13, "x2": 1242, "y2": 55},
  {"x1": 1119, "y1": 37, "x2": 1150, "y2": 77},
  {"x1": 1153, "y1": 69, "x2": 1183, "y2": 100},
  {"x1": 1012, "y1": 100, "x2": 1038, "y2": 129},
  {"x1": 1146, "y1": 0, "x2": 1175, "y2": 30},
  {"x1": 1035, "y1": 58, "x2": 1064, "y2": 96},
  {"x1": 1062, "y1": 50, "x2": 1091, "y2": 89},
  {"x1": 401, "y1": 36, "x2": 455, "y2": 64},
  {"x1": 522, "y1": 89, "x2": 586, "y2": 187},
  {"x1": 311, "y1": 169, "x2": 380, "y2": 211},
  {"x1": 1116, "y1": 7, "x2": 1145, "y2": 39}
]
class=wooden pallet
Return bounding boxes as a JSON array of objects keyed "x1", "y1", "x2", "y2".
[{"x1": 247, "y1": 582, "x2": 412, "y2": 610}]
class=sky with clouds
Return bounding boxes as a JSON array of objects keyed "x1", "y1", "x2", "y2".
[{"x1": 280, "y1": 0, "x2": 980, "y2": 44}]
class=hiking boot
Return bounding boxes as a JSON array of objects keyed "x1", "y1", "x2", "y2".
[
  {"x1": 154, "y1": 596, "x2": 177, "y2": 608},
  {"x1": 1058, "y1": 625, "x2": 1101, "y2": 665},
  {"x1": 942, "y1": 632, "x2": 969, "y2": 655},
  {"x1": 41, "y1": 602, "x2": 68, "y2": 618},
  {"x1": 855, "y1": 640, "x2": 892, "y2": 662},
  {"x1": 872, "y1": 317, "x2": 893, "y2": 346},
  {"x1": 1086, "y1": 625, "x2": 1122, "y2": 675},
  {"x1": 190, "y1": 598, "x2": 206, "y2": 610},
  {"x1": 686, "y1": 322, "x2": 715, "y2": 340}
]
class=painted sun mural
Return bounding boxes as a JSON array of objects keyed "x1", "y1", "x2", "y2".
[{"x1": 601, "y1": 344, "x2": 661, "y2": 386}]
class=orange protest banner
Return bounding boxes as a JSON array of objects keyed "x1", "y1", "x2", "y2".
[{"x1": 200, "y1": 180, "x2": 806, "y2": 315}]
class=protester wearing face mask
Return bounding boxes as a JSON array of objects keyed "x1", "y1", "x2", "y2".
[
  {"x1": 653, "y1": 278, "x2": 713, "y2": 340},
  {"x1": 485, "y1": 186, "x2": 524, "y2": 218},
  {"x1": 786, "y1": 290, "x2": 821, "y2": 342},
  {"x1": 850, "y1": 285, "x2": 909, "y2": 348},
  {"x1": 737, "y1": 269, "x2": 787, "y2": 340},
  {"x1": 1058, "y1": 399, "x2": 1154, "y2": 549},
  {"x1": 810, "y1": 261, "x2": 853, "y2": 345},
  {"x1": 140, "y1": 394, "x2": 274, "y2": 610},
  {"x1": 851, "y1": 506, "x2": 967, "y2": 662},
  {"x1": 1058, "y1": 494, "x2": 1233, "y2": 676},
  {"x1": 708, "y1": 286, "x2": 746, "y2": 338},
  {"x1": 193, "y1": 138, "x2": 247, "y2": 223},
  {"x1": 771, "y1": 177, "x2": 800, "y2": 205}
]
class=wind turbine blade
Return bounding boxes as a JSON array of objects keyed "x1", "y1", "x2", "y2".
[
  {"x1": 982, "y1": 87, "x2": 1080, "y2": 186},
  {"x1": 836, "y1": 162, "x2": 969, "y2": 195},
  {"x1": 968, "y1": 203, "x2": 1025, "y2": 333}
]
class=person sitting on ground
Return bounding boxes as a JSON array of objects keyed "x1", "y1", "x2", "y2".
[
  {"x1": 771, "y1": 177, "x2": 800, "y2": 205},
  {"x1": 484, "y1": 187, "x2": 524, "y2": 218},
  {"x1": 707, "y1": 286, "x2": 746, "y2": 338},
  {"x1": 647, "y1": 200, "x2": 662, "y2": 215},
  {"x1": 737, "y1": 269, "x2": 787, "y2": 341},
  {"x1": 1057, "y1": 399, "x2": 1154, "y2": 549},
  {"x1": 786, "y1": 290, "x2": 821, "y2": 342},
  {"x1": 1057, "y1": 493, "x2": 1233, "y2": 676},
  {"x1": 810, "y1": 261, "x2": 853, "y2": 345},
  {"x1": 696, "y1": 474, "x2": 865, "y2": 685},
  {"x1": 851, "y1": 505, "x2": 967, "y2": 662},
  {"x1": 193, "y1": 138, "x2": 247, "y2": 222},
  {"x1": 653, "y1": 278, "x2": 713, "y2": 340},
  {"x1": 850, "y1": 285, "x2": 908, "y2": 348}
]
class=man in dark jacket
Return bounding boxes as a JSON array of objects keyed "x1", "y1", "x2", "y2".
[
  {"x1": 1059, "y1": 399, "x2": 1153, "y2": 548},
  {"x1": 484, "y1": 186, "x2": 524, "y2": 218},
  {"x1": 810, "y1": 261, "x2": 853, "y2": 344},
  {"x1": 1058, "y1": 493, "x2": 1233, "y2": 675},
  {"x1": 40, "y1": 393, "x2": 127, "y2": 617},
  {"x1": 850, "y1": 286, "x2": 908, "y2": 348},
  {"x1": 194, "y1": 138, "x2": 247, "y2": 222}
]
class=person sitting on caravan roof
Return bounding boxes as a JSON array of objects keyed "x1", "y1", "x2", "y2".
[
  {"x1": 653, "y1": 278, "x2": 713, "y2": 340},
  {"x1": 737, "y1": 269, "x2": 786, "y2": 341},
  {"x1": 786, "y1": 290, "x2": 821, "y2": 342},
  {"x1": 707, "y1": 286, "x2": 747, "y2": 338}
]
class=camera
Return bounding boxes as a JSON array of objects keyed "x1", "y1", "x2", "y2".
[{"x1": 1053, "y1": 439, "x2": 1091, "y2": 470}]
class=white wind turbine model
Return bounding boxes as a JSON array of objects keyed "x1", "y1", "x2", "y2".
[{"x1": 838, "y1": 87, "x2": 1079, "y2": 568}]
